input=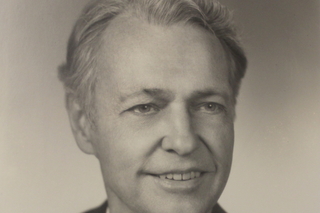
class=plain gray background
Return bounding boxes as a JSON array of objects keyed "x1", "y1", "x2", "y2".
[{"x1": 1, "y1": 0, "x2": 319, "y2": 212}]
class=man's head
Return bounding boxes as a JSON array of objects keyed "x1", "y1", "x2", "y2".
[{"x1": 59, "y1": 0, "x2": 247, "y2": 213}]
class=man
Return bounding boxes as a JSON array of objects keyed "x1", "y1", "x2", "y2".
[{"x1": 58, "y1": 0, "x2": 247, "y2": 212}]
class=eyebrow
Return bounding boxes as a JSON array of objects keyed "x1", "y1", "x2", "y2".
[
  {"x1": 120, "y1": 87, "x2": 230, "y2": 103},
  {"x1": 189, "y1": 88, "x2": 230, "y2": 102},
  {"x1": 120, "y1": 88, "x2": 174, "y2": 102}
]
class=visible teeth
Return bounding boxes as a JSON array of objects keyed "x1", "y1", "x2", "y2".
[
  {"x1": 173, "y1": 173, "x2": 182, "y2": 180},
  {"x1": 195, "y1": 172, "x2": 200, "y2": 178},
  {"x1": 182, "y1": 172, "x2": 191, "y2": 180},
  {"x1": 160, "y1": 175, "x2": 166, "y2": 179},
  {"x1": 159, "y1": 172, "x2": 201, "y2": 181},
  {"x1": 191, "y1": 172, "x2": 195, "y2": 179}
]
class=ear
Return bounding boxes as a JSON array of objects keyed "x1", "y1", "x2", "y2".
[{"x1": 65, "y1": 93, "x2": 96, "y2": 155}]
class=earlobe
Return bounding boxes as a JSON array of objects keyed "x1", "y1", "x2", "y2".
[{"x1": 65, "y1": 93, "x2": 96, "y2": 155}]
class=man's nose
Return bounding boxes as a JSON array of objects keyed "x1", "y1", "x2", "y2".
[{"x1": 161, "y1": 107, "x2": 199, "y2": 156}]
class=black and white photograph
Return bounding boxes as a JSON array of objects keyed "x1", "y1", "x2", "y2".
[{"x1": 1, "y1": 0, "x2": 319, "y2": 212}]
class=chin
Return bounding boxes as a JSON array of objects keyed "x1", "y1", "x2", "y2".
[
  {"x1": 153, "y1": 204, "x2": 212, "y2": 213},
  {"x1": 147, "y1": 195, "x2": 217, "y2": 213}
]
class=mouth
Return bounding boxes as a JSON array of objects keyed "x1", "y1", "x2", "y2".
[
  {"x1": 149, "y1": 170, "x2": 208, "y2": 193},
  {"x1": 158, "y1": 171, "x2": 201, "y2": 181}
]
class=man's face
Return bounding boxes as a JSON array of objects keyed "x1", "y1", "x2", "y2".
[{"x1": 89, "y1": 15, "x2": 234, "y2": 213}]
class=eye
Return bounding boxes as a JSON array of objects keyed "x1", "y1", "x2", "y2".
[
  {"x1": 128, "y1": 104, "x2": 159, "y2": 115},
  {"x1": 195, "y1": 102, "x2": 225, "y2": 114}
]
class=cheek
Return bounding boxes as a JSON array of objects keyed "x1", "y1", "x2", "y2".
[
  {"x1": 198, "y1": 120, "x2": 234, "y2": 166},
  {"x1": 93, "y1": 116, "x2": 158, "y2": 171},
  {"x1": 216, "y1": 125, "x2": 234, "y2": 168}
]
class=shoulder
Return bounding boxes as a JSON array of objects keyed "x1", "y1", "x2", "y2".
[
  {"x1": 83, "y1": 201, "x2": 107, "y2": 213},
  {"x1": 212, "y1": 203, "x2": 227, "y2": 213}
]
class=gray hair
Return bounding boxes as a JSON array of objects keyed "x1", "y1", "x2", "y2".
[{"x1": 58, "y1": 0, "x2": 247, "y2": 120}]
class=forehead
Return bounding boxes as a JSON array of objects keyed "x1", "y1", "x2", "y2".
[
  {"x1": 98, "y1": 14, "x2": 227, "y2": 65},
  {"x1": 95, "y1": 14, "x2": 231, "y2": 100}
]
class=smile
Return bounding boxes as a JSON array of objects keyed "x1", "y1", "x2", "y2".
[
  {"x1": 151, "y1": 170, "x2": 209, "y2": 193},
  {"x1": 159, "y1": 172, "x2": 201, "y2": 181}
]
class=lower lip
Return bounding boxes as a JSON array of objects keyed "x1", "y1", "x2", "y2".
[{"x1": 152, "y1": 173, "x2": 207, "y2": 193}]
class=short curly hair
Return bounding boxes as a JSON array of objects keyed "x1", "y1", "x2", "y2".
[{"x1": 58, "y1": 0, "x2": 247, "y2": 121}]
